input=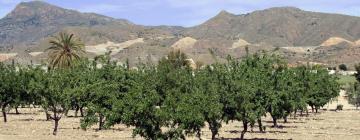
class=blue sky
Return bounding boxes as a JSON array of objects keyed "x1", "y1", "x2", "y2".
[{"x1": 1, "y1": 0, "x2": 360, "y2": 27}]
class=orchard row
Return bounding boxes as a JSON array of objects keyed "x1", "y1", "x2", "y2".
[{"x1": 0, "y1": 51, "x2": 340, "y2": 140}]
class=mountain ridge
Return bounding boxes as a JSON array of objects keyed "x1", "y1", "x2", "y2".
[{"x1": 1, "y1": 1, "x2": 360, "y2": 68}]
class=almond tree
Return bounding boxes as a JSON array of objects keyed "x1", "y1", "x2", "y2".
[
  {"x1": 29, "y1": 69, "x2": 72, "y2": 135},
  {"x1": 268, "y1": 66, "x2": 295, "y2": 127},
  {"x1": 306, "y1": 66, "x2": 339, "y2": 113},
  {"x1": 290, "y1": 66, "x2": 310, "y2": 118},
  {"x1": 119, "y1": 66, "x2": 165, "y2": 139},
  {"x1": 195, "y1": 64, "x2": 224, "y2": 139},
  {"x1": 0, "y1": 63, "x2": 17, "y2": 122},
  {"x1": 0, "y1": 62, "x2": 32, "y2": 122},
  {"x1": 114, "y1": 51, "x2": 209, "y2": 139},
  {"x1": 80, "y1": 56, "x2": 132, "y2": 130}
]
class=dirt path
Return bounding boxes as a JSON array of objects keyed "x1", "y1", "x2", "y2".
[{"x1": 0, "y1": 90, "x2": 359, "y2": 140}]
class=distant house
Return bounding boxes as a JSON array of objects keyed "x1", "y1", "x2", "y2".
[
  {"x1": 328, "y1": 70, "x2": 336, "y2": 75},
  {"x1": 296, "y1": 61, "x2": 328, "y2": 67},
  {"x1": 338, "y1": 71, "x2": 357, "y2": 76}
]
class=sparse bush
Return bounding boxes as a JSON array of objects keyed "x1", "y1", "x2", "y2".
[{"x1": 336, "y1": 104, "x2": 343, "y2": 111}]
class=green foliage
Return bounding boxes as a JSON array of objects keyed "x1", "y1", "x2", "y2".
[
  {"x1": 306, "y1": 66, "x2": 339, "y2": 112},
  {"x1": 47, "y1": 32, "x2": 85, "y2": 69},
  {"x1": 28, "y1": 67, "x2": 75, "y2": 135},
  {"x1": 337, "y1": 75, "x2": 357, "y2": 87},
  {"x1": 80, "y1": 56, "x2": 132, "y2": 130},
  {"x1": 0, "y1": 63, "x2": 22, "y2": 122},
  {"x1": 0, "y1": 51, "x2": 341, "y2": 139}
]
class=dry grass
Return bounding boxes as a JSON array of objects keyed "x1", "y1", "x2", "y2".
[
  {"x1": 231, "y1": 38, "x2": 250, "y2": 49},
  {"x1": 171, "y1": 37, "x2": 197, "y2": 50},
  {"x1": 0, "y1": 53, "x2": 17, "y2": 62},
  {"x1": 85, "y1": 38, "x2": 144, "y2": 55},
  {"x1": 320, "y1": 37, "x2": 354, "y2": 46}
]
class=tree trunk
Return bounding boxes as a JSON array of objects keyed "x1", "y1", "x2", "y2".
[
  {"x1": 258, "y1": 119, "x2": 264, "y2": 132},
  {"x1": 75, "y1": 105, "x2": 79, "y2": 117},
  {"x1": 272, "y1": 117, "x2": 278, "y2": 127},
  {"x1": 283, "y1": 116, "x2": 288, "y2": 123},
  {"x1": 311, "y1": 106, "x2": 314, "y2": 113},
  {"x1": 211, "y1": 132, "x2": 216, "y2": 140},
  {"x1": 208, "y1": 119, "x2": 221, "y2": 140},
  {"x1": 240, "y1": 120, "x2": 248, "y2": 140},
  {"x1": 250, "y1": 122, "x2": 254, "y2": 132},
  {"x1": 2, "y1": 105, "x2": 7, "y2": 123},
  {"x1": 209, "y1": 122, "x2": 218, "y2": 140},
  {"x1": 53, "y1": 118, "x2": 59, "y2": 135},
  {"x1": 294, "y1": 110, "x2": 297, "y2": 119},
  {"x1": 80, "y1": 106, "x2": 84, "y2": 117},
  {"x1": 15, "y1": 106, "x2": 19, "y2": 114},
  {"x1": 99, "y1": 114, "x2": 104, "y2": 130}
]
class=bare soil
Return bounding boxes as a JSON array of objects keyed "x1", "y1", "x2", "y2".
[{"x1": 0, "y1": 90, "x2": 359, "y2": 140}]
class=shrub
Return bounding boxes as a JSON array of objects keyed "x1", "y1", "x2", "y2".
[
  {"x1": 336, "y1": 104, "x2": 343, "y2": 111},
  {"x1": 339, "y1": 64, "x2": 347, "y2": 71}
]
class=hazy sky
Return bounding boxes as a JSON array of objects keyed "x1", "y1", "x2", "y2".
[{"x1": 1, "y1": 0, "x2": 360, "y2": 27}]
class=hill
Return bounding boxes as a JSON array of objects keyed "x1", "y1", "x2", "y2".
[{"x1": 1, "y1": 1, "x2": 360, "y2": 67}]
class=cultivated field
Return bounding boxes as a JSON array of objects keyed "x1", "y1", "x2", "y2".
[{"x1": 0, "y1": 90, "x2": 359, "y2": 140}]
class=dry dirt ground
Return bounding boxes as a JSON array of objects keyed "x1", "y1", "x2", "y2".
[{"x1": 0, "y1": 90, "x2": 359, "y2": 140}]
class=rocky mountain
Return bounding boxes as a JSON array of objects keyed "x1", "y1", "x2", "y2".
[
  {"x1": 1, "y1": 1, "x2": 360, "y2": 68},
  {"x1": 0, "y1": 1, "x2": 178, "y2": 52},
  {"x1": 185, "y1": 7, "x2": 360, "y2": 47}
]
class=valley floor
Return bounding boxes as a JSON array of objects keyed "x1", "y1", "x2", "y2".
[{"x1": 0, "y1": 90, "x2": 359, "y2": 140}]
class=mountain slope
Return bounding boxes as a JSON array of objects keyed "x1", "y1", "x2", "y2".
[
  {"x1": 1, "y1": 1, "x2": 360, "y2": 68},
  {"x1": 0, "y1": 1, "x2": 175, "y2": 52},
  {"x1": 185, "y1": 7, "x2": 360, "y2": 47}
]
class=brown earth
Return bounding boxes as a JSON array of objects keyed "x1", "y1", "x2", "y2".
[{"x1": 0, "y1": 90, "x2": 359, "y2": 140}]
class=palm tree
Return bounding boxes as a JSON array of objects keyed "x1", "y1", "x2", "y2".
[{"x1": 46, "y1": 32, "x2": 85, "y2": 69}]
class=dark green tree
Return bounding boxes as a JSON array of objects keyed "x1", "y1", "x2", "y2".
[
  {"x1": 339, "y1": 64, "x2": 347, "y2": 71},
  {"x1": 29, "y1": 69, "x2": 73, "y2": 135},
  {"x1": 306, "y1": 66, "x2": 339, "y2": 113}
]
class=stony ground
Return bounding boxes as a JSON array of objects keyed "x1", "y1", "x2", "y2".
[{"x1": 0, "y1": 90, "x2": 359, "y2": 140}]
